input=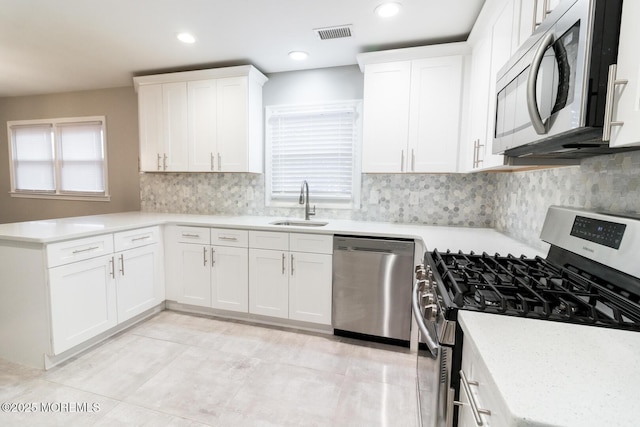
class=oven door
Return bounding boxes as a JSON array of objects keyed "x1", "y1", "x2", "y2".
[{"x1": 413, "y1": 278, "x2": 452, "y2": 427}]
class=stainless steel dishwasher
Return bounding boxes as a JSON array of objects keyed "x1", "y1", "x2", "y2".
[{"x1": 332, "y1": 235, "x2": 415, "y2": 342}]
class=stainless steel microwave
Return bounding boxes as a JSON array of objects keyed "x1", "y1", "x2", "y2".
[{"x1": 493, "y1": 0, "x2": 624, "y2": 158}]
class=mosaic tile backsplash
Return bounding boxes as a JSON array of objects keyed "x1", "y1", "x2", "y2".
[
  {"x1": 140, "y1": 173, "x2": 496, "y2": 227},
  {"x1": 140, "y1": 150, "x2": 640, "y2": 251}
]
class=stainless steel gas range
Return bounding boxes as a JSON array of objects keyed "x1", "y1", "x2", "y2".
[{"x1": 413, "y1": 206, "x2": 640, "y2": 427}]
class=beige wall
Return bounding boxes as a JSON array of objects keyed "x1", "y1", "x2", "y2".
[{"x1": 0, "y1": 87, "x2": 141, "y2": 224}]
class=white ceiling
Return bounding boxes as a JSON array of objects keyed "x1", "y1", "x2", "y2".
[{"x1": 0, "y1": 0, "x2": 485, "y2": 97}]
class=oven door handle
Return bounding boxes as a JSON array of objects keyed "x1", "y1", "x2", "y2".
[{"x1": 412, "y1": 280, "x2": 439, "y2": 358}]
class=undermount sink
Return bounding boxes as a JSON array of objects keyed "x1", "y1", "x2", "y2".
[{"x1": 270, "y1": 220, "x2": 328, "y2": 227}]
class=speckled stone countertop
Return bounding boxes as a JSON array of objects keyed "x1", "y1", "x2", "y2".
[
  {"x1": 458, "y1": 311, "x2": 640, "y2": 427},
  {"x1": 0, "y1": 211, "x2": 546, "y2": 257}
]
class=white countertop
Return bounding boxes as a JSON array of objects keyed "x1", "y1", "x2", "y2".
[
  {"x1": 0, "y1": 211, "x2": 547, "y2": 257},
  {"x1": 458, "y1": 311, "x2": 640, "y2": 427}
]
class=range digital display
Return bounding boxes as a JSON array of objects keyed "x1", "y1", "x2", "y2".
[{"x1": 570, "y1": 216, "x2": 626, "y2": 249}]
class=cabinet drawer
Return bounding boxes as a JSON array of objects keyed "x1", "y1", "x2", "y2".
[
  {"x1": 172, "y1": 226, "x2": 211, "y2": 245},
  {"x1": 249, "y1": 231, "x2": 289, "y2": 251},
  {"x1": 290, "y1": 233, "x2": 333, "y2": 254},
  {"x1": 211, "y1": 228, "x2": 248, "y2": 247},
  {"x1": 114, "y1": 226, "x2": 160, "y2": 252},
  {"x1": 47, "y1": 234, "x2": 114, "y2": 268}
]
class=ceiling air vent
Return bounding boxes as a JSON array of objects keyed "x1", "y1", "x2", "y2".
[{"x1": 313, "y1": 25, "x2": 353, "y2": 40}]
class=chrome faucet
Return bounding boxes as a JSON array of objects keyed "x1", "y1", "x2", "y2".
[{"x1": 299, "y1": 180, "x2": 316, "y2": 221}]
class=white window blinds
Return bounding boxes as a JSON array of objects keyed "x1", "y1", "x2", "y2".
[
  {"x1": 266, "y1": 101, "x2": 362, "y2": 205},
  {"x1": 58, "y1": 122, "x2": 105, "y2": 193},
  {"x1": 8, "y1": 116, "x2": 108, "y2": 199},
  {"x1": 11, "y1": 124, "x2": 55, "y2": 192}
]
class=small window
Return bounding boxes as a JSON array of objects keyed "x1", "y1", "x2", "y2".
[
  {"x1": 7, "y1": 116, "x2": 109, "y2": 201},
  {"x1": 265, "y1": 101, "x2": 362, "y2": 208}
]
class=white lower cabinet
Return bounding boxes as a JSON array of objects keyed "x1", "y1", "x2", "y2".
[
  {"x1": 288, "y1": 251, "x2": 332, "y2": 325},
  {"x1": 211, "y1": 245, "x2": 249, "y2": 312},
  {"x1": 169, "y1": 226, "x2": 249, "y2": 313},
  {"x1": 175, "y1": 243, "x2": 211, "y2": 307},
  {"x1": 457, "y1": 337, "x2": 509, "y2": 427},
  {"x1": 115, "y1": 244, "x2": 163, "y2": 323},
  {"x1": 48, "y1": 254, "x2": 118, "y2": 355},
  {"x1": 248, "y1": 248, "x2": 289, "y2": 318},
  {"x1": 47, "y1": 227, "x2": 163, "y2": 356},
  {"x1": 248, "y1": 231, "x2": 332, "y2": 325}
]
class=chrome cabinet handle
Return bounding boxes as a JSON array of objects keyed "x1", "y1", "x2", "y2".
[
  {"x1": 218, "y1": 236, "x2": 238, "y2": 242},
  {"x1": 527, "y1": 32, "x2": 555, "y2": 135},
  {"x1": 411, "y1": 279, "x2": 439, "y2": 358},
  {"x1": 163, "y1": 153, "x2": 168, "y2": 170},
  {"x1": 473, "y1": 139, "x2": 478, "y2": 168},
  {"x1": 72, "y1": 246, "x2": 99, "y2": 254},
  {"x1": 603, "y1": 64, "x2": 628, "y2": 141},
  {"x1": 411, "y1": 149, "x2": 415, "y2": 172},
  {"x1": 181, "y1": 233, "x2": 200, "y2": 238},
  {"x1": 131, "y1": 236, "x2": 150, "y2": 242},
  {"x1": 455, "y1": 370, "x2": 491, "y2": 426},
  {"x1": 203, "y1": 246, "x2": 207, "y2": 266},
  {"x1": 210, "y1": 153, "x2": 214, "y2": 171},
  {"x1": 401, "y1": 150, "x2": 405, "y2": 172},
  {"x1": 217, "y1": 153, "x2": 221, "y2": 171},
  {"x1": 282, "y1": 253, "x2": 286, "y2": 275},
  {"x1": 119, "y1": 254, "x2": 125, "y2": 276},
  {"x1": 211, "y1": 248, "x2": 215, "y2": 267},
  {"x1": 290, "y1": 254, "x2": 294, "y2": 276},
  {"x1": 157, "y1": 153, "x2": 162, "y2": 171},
  {"x1": 109, "y1": 256, "x2": 115, "y2": 279}
]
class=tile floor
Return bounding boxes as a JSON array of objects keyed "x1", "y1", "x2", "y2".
[{"x1": 0, "y1": 311, "x2": 419, "y2": 426}]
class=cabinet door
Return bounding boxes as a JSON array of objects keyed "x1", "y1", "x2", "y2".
[
  {"x1": 211, "y1": 246, "x2": 249, "y2": 313},
  {"x1": 48, "y1": 255, "x2": 117, "y2": 354},
  {"x1": 248, "y1": 248, "x2": 288, "y2": 319},
  {"x1": 467, "y1": 35, "x2": 493, "y2": 170},
  {"x1": 289, "y1": 252, "x2": 332, "y2": 325},
  {"x1": 115, "y1": 244, "x2": 162, "y2": 323},
  {"x1": 609, "y1": 0, "x2": 640, "y2": 148},
  {"x1": 408, "y1": 56, "x2": 462, "y2": 173},
  {"x1": 162, "y1": 82, "x2": 189, "y2": 171},
  {"x1": 175, "y1": 243, "x2": 211, "y2": 307},
  {"x1": 362, "y1": 61, "x2": 411, "y2": 173},
  {"x1": 217, "y1": 77, "x2": 249, "y2": 172},
  {"x1": 188, "y1": 80, "x2": 218, "y2": 171},
  {"x1": 138, "y1": 84, "x2": 163, "y2": 172}
]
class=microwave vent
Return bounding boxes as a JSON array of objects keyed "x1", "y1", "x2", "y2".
[{"x1": 313, "y1": 25, "x2": 353, "y2": 40}]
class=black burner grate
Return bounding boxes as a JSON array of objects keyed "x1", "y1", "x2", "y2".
[{"x1": 430, "y1": 250, "x2": 640, "y2": 330}]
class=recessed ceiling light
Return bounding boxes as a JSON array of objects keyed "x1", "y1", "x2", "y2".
[
  {"x1": 177, "y1": 32, "x2": 196, "y2": 44},
  {"x1": 375, "y1": 2, "x2": 402, "y2": 18},
  {"x1": 288, "y1": 51, "x2": 309, "y2": 61}
]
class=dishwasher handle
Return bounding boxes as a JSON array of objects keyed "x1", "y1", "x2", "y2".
[{"x1": 412, "y1": 279, "x2": 439, "y2": 358}]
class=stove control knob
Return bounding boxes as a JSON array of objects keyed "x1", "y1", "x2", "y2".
[
  {"x1": 424, "y1": 304, "x2": 439, "y2": 322},
  {"x1": 415, "y1": 265, "x2": 427, "y2": 280},
  {"x1": 421, "y1": 293, "x2": 435, "y2": 306}
]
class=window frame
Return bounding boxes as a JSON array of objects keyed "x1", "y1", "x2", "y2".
[
  {"x1": 265, "y1": 100, "x2": 362, "y2": 210},
  {"x1": 7, "y1": 116, "x2": 110, "y2": 201}
]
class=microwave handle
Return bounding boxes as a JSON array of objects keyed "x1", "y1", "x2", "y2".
[
  {"x1": 603, "y1": 64, "x2": 628, "y2": 141},
  {"x1": 412, "y1": 279, "x2": 439, "y2": 358},
  {"x1": 527, "y1": 32, "x2": 555, "y2": 135}
]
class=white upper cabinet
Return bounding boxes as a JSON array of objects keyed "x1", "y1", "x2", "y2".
[
  {"x1": 134, "y1": 66, "x2": 267, "y2": 173},
  {"x1": 608, "y1": 0, "x2": 640, "y2": 148},
  {"x1": 137, "y1": 85, "x2": 163, "y2": 172},
  {"x1": 359, "y1": 44, "x2": 468, "y2": 173},
  {"x1": 361, "y1": 61, "x2": 411, "y2": 173},
  {"x1": 162, "y1": 82, "x2": 190, "y2": 171},
  {"x1": 409, "y1": 56, "x2": 463, "y2": 173},
  {"x1": 188, "y1": 79, "x2": 217, "y2": 172}
]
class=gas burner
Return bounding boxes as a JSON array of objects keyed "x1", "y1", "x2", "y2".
[{"x1": 474, "y1": 289, "x2": 501, "y2": 307}]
